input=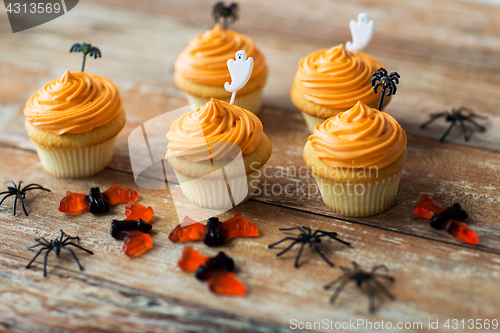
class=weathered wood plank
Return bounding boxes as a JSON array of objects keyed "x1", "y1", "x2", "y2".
[
  {"x1": 0, "y1": 1, "x2": 499, "y2": 152},
  {"x1": 0, "y1": 254, "x2": 290, "y2": 333},
  {"x1": 0, "y1": 146, "x2": 499, "y2": 333}
]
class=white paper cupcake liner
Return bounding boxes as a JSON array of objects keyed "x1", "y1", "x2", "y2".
[
  {"x1": 183, "y1": 87, "x2": 263, "y2": 115},
  {"x1": 173, "y1": 167, "x2": 262, "y2": 210},
  {"x1": 32, "y1": 136, "x2": 117, "y2": 178},
  {"x1": 301, "y1": 112, "x2": 328, "y2": 133},
  {"x1": 313, "y1": 170, "x2": 404, "y2": 217}
]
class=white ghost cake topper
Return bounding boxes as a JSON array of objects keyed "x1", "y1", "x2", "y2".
[
  {"x1": 225, "y1": 50, "x2": 254, "y2": 105},
  {"x1": 345, "y1": 13, "x2": 374, "y2": 53}
]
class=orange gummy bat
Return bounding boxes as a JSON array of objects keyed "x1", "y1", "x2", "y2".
[
  {"x1": 58, "y1": 182, "x2": 138, "y2": 214},
  {"x1": 103, "y1": 183, "x2": 139, "y2": 205},
  {"x1": 448, "y1": 220, "x2": 479, "y2": 245},
  {"x1": 125, "y1": 201, "x2": 154, "y2": 222},
  {"x1": 208, "y1": 272, "x2": 246, "y2": 296},
  {"x1": 58, "y1": 191, "x2": 89, "y2": 213},
  {"x1": 178, "y1": 246, "x2": 209, "y2": 271},
  {"x1": 178, "y1": 246, "x2": 246, "y2": 296},
  {"x1": 413, "y1": 194, "x2": 479, "y2": 245},
  {"x1": 123, "y1": 231, "x2": 153, "y2": 257},
  {"x1": 413, "y1": 194, "x2": 446, "y2": 219},
  {"x1": 169, "y1": 213, "x2": 259, "y2": 246}
]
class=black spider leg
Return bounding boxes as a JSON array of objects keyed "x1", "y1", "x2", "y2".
[
  {"x1": 309, "y1": 230, "x2": 336, "y2": 267},
  {"x1": 458, "y1": 117, "x2": 470, "y2": 141},
  {"x1": 325, "y1": 274, "x2": 351, "y2": 304},
  {"x1": 11, "y1": 181, "x2": 22, "y2": 216},
  {"x1": 465, "y1": 117, "x2": 487, "y2": 131},
  {"x1": 294, "y1": 242, "x2": 307, "y2": 268},
  {"x1": 22, "y1": 183, "x2": 51, "y2": 192},
  {"x1": 41, "y1": 247, "x2": 53, "y2": 276},
  {"x1": 440, "y1": 118, "x2": 457, "y2": 142},
  {"x1": 267, "y1": 237, "x2": 298, "y2": 249},
  {"x1": 0, "y1": 191, "x2": 16, "y2": 215},
  {"x1": 62, "y1": 238, "x2": 94, "y2": 255},
  {"x1": 387, "y1": 82, "x2": 397, "y2": 96},
  {"x1": 20, "y1": 183, "x2": 50, "y2": 216},
  {"x1": 18, "y1": 191, "x2": 28, "y2": 216},
  {"x1": 60, "y1": 231, "x2": 94, "y2": 271},
  {"x1": 420, "y1": 112, "x2": 447, "y2": 129},
  {"x1": 319, "y1": 231, "x2": 352, "y2": 247},
  {"x1": 269, "y1": 227, "x2": 308, "y2": 268},
  {"x1": 26, "y1": 236, "x2": 51, "y2": 274},
  {"x1": 458, "y1": 107, "x2": 488, "y2": 120},
  {"x1": 310, "y1": 242, "x2": 333, "y2": 267},
  {"x1": 389, "y1": 72, "x2": 400, "y2": 83},
  {"x1": 62, "y1": 245, "x2": 84, "y2": 270},
  {"x1": 26, "y1": 244, "x2": 47, "y2": 270},
  {"x1": 365, "y1": 280, "x2": 376, "y2": 313}
]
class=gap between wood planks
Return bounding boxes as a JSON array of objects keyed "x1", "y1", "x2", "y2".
[{"x1": 2, "y1": 141, "x2": 497, "y2": 258}]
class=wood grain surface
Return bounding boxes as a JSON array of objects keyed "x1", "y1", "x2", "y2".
[{"x1": 0, "y1": 0, "x2": 499, "y2": 332}]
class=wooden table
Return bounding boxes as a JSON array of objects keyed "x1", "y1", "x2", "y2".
[{"x1": 0, "y1": 0, "x2": 499, "y2": 332}]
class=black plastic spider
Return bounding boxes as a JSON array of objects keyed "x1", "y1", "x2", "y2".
[
  {"x1": 324, "y1": 261, "x2": 395, "y2": 313},
  {"x1": 268, "y1": 226, "x2": 351, "y2": 268},
  {"x1": 420, "y1": 107, "x2": 487, "y2": 142},
  {"x1": 70, "y1": 42, "x2": 101, "y2": 72},
  {"x1": 26, "y1": 230, "x2": 94, "y2": 277},
  {"x1": 371, "y1": 67, "x2": 400, "y2": 111},
  {"x1": 0, "y1": 181, "x2": 51, "y2": 216},
  {"x1": 212, "y1": 2, "x2": 239, "y2": 29}
]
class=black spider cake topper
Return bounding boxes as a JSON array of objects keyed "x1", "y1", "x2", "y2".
[
  {"x1": 268, "y1": 226, "x2": 351, "y2": 268},
  {"x1": 212, "y1": 2, "x2": 239, "y2": 29},
  {"x1": 70, "y1": 42, "x2": 102, "y2": 72},
  {"x1": 0, "y1": 181, "x2": 51, "y2": 216},
  {"x1": 371, "y1": 67, "x2": 400, "y2": 111},
  {"x1": 26, "y1": 230, "x2": 94, "y2": 277},
  {"x1": 324, "y1": 261, "x2": 395, "y2": 313},
  {"x1": 420, "y1": 107, "x2": 487, "y2": 142}
]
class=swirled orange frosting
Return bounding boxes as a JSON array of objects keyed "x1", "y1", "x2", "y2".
[
  {"x1": 294, "y1": 44, "x2": 383, "y2": 109},
  {"x1": 175, "y1": 23, "x2": 266, "y2": 86},
  {"x1": 24, "y1": 70, "x2": 122, "y2": 135},
  {"x1": 309, "y1": 102, "x2": 406, "y2": 168},
  {"x1": 167, "y1": 98, "x2": 263, "y2": 162}
]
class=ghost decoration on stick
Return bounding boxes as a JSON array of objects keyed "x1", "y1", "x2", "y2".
[
  {"x1": 225, "y1": 50, "x2": 254, "y2": 105},
  {"x1": 345, "y1": 13, "x2": 374, "y2": 53}
]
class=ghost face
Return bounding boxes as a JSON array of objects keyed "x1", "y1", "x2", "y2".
[{"x1": 236, "y1": 50, "x2": 247, "y2": 61}]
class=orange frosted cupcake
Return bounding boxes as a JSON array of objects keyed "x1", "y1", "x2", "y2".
[
  {"x1": 166, "y1": 98, "x2": 272, "y2": 209},
  {"x1": 291, "y1": 44, "x2": 389, "y2": 133},
  {"x1": 24, "y1": 70, "x2": 125, "y2": 178},
  {"x1": 303, "y1": 102, "x2": 407, "y2": 216},
  {"x1": 174, "y1": 23, "x2": 267, "y2": 115}
]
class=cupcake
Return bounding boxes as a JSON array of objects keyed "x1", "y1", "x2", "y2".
[
  {"x1": 166, "y1": 98, "x2": 272, "y2": 209},
  {"x1": 24, "y1": 70, "x2": 125, "y2": 178},
  {"x1": 174, "y1": 23, "x2": 267, "y2": 115},
  {"x1": 291, "y1": 44, "x2": 389, "y2": 133},
  {"x1": 303, "y1": 101, "x2": 407, "y2": 217}
]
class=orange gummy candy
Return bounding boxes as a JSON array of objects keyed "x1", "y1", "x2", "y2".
[
  {"x1": 208, "y1": 272, "x2": 246, "y2": 296},
  {"x1": 448, "y1": 220, "x2": 479, "y2": 245},
  {"x1": 125, "y1": 201, "x2": 154, "y2": 222},
  {"x1": 178, "y1": 246, "x2": 209, "y2": 272},
  {"x1": 222, "y1": 213, "x2": 259, "y2": 240},
  {"x1": 123, "y1": 231, "x2": 153, "y2": 257},
  {"x1": 58, "y1": 191, "x2": 89, "y2": 213},
  {"x1": 169, "y1": 217, "x2": 206, "y2": 243},
  {"x1": 104, "y1": 183, "x2": 138, "y2": 205},
  {"x1": 413, "y1": 194, "x2": 446, "y2": 220}
]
